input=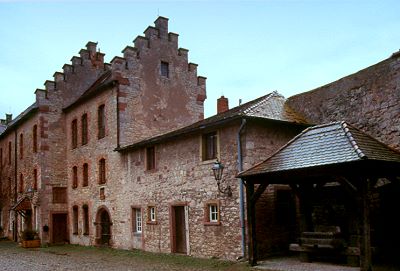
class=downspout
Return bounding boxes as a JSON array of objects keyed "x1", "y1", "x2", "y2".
[
  {"x1": 237, "y1": 118, "x2": 247, "y2": 258},
  {"x1": 13, "y1": 129, "x2": 18, "y2": 241}
]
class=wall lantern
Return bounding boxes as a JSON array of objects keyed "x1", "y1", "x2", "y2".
[
  {"x1": 26, "y1": 187, "x2": 34, "y2": 199},
  {"x1": 212, "y1": 160, "x2": 232, "y2": 197}
]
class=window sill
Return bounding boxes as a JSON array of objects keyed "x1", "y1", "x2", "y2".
[
  {"x1": 200, "y1": 159, "x2": 218, "y2": 166},
  {"x1": 133, "y1": 232, "x2": 142, "y2": 237},
  {"x1": 204, "y1": 221, "x2": 221, "y2": 226},
  {"x1": 83, "y1": 233, "x2": 89, "y2": 236},
  {"x1": 145, "y1": 168, "x2": 157, "y2": 174},
  {"x1": 146, "y1": 221, "x2": 158, "y2": 225}
]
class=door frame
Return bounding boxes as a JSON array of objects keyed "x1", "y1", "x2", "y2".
[
  {"x1": 94, "y1": 206, "x2": 113, "y2": 246},
  {"x1": 50, "y1": 211, "x2": 69, "y2": 244},
  {"x1": 169, "y1": 202, "x2": 190, "y2": 255}
]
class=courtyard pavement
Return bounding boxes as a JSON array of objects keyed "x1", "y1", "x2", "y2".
[{"x1": 1, "y1": 241, "x2": 398, "y2": 271}]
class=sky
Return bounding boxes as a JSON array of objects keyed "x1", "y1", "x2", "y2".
[{"x1": 0, "y1": 1, "x2": 399, "y2": 119}]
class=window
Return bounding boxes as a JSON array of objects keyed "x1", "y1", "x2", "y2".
[
  {"x1": 8, "y1": 141, "x2": 11, "y2": 165},
  {"x1": 33, "y1": 169, "x2": 38, "y2": 190},
  {"x1": 146, "y1": 146, "x2": 155, "y2": 170},
  {"x1": 100, "y1": 187, "x2": 105, "y2": 200},
  {"x1": 98, "y1": 158, "x2": 106, "y2": 184},
  {"x1": 52, "y1": 187, "x2": 67, "y2": 203},
  {"x1": 82, "y1": 163, "x2": 88, "y2": 187},
  {"x1": 98, "y1": 105, "x2": 105, "y2": 139},
  {"x1": 209, "y1": 204, "x2": 218, "y2": 222},
  {"x1": 81, "y1": 114, "x2": 88, "y2": 145},
  {"x1": 32, "y1": 125, "x2": 38, "y2": 153},
  {"x1": 83, "y1": 205, "x2": 89, "y2": 235},
  {"x1": 202, "y1": 132, "x2": 218, "y2": 161},
  {"x1": 161, "y1": 61, "x2": 169, "y2": 78},
  {"x1": 73, "y1": 206, "x2": 78, "y2": 235},
  {"x1": 19, "y1": 174, "x2": 23, "y2": 193},
  {"x1": 71, "y1": 119, "x2": 78, "y2": 149},
  {"x1": 72, "y1": 166, "x2": 78, "y2": 189},
  {"x1": 147, "y1": 206, "x2": 156, "y2": 223},
  {"x1": 19, "y1": 133, "x2": 23, "y2": 159},
  {"x1": 204, "y1": 201, "x2": 220, "y2": 225},
  {"x1": 132, "y1": 208, "x2": 142, "y2": 233}
]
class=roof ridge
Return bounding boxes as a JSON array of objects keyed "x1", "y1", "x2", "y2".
[
  {"x1": 242, "y1": 91, "x2": 279, "y2": 114},
  {"x1": 341, "y1": 122, "x2": 367, "y2": 159}
]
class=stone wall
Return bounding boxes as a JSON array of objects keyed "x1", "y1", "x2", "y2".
[{"x1": 287, "y1": 52, "x2": 400, "y2": 151}]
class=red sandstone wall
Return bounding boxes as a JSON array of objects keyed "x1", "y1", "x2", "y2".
[{"x1": 287, "y1": 53, "x2": 400, "y2": 151}]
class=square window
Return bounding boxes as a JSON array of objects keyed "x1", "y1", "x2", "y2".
[
  {"x1": 161, "y1": 61, "x2": 169, "y2": 78},
  {"x1": 202, "y1": 132, "x2": 218, "y2": 161},
  {"x1": 53, "y1": 187, "x2": 67, "y2": 203},
  {"x1": 204, "y1": 201, "x2": 221, "y2": 225}
]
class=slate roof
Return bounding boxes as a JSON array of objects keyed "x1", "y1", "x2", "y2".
[
  {"x1": 63, "y1": 70, "x2": 115, "y2": 112},
  {"x1": 116, "y1": 91, "x2": 308, "y2": 152},
  {"x1": 0, "y1": 102, "x2": 38, "y2": 138},
  {"x1": 238, "y1": 121, "x2": 400, "y2": 177}
]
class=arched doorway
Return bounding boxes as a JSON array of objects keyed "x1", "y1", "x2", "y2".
[{"x1": 95, "y1": 207, "x2": 112, "y2": 246}]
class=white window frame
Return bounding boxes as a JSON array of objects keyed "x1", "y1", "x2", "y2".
[
  {"x1": 209, "y1": 204, "x2": 218, "y2": 223},
  {"x1": 149, "y1": 207, "x2": 156, "y2": 222},
  {"x1": 135, "y1": 209, "x2": 142, "y2": 233}
]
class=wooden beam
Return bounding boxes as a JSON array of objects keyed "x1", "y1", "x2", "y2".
[
  {"x1": 359, "y1": 178, "x2": 373, "y2": 271},
  {"x1": 251, "y1": 183, "x2": 269, "y2": 203},
  {"x1": 246, "y1": 181, "x2": 257, "y2": 266}
]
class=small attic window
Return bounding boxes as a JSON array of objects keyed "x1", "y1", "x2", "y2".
[{"x1": 161, "y1": 61, "x2": 169, "y2": 78}]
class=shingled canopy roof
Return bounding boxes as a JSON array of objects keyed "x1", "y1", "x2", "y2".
[
  {"x1": 238, "y1": 121, "x2": 400, "y2": 181},
  {"x1": 117, "y1": 91, "x2": 308, "y2": 152}
]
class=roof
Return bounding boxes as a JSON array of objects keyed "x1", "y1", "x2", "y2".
[
  {"x1": 238, "y1": 121, "x2": 400, "y2": 178},
  {"x1": 0, "y1": 102, "x2": 38, "y2": 138},
  {"x1": 116, "y1": 91, "x2": 309, "y2": 152},
  {"x1": 63, "y1": 70, "x2": 115, "y2": 112},
  {"x1": 11, "y1": 197, "x2": 32, "y2": 211}
]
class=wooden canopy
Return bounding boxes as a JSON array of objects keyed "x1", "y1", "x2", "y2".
[{"x1": 238, "y1": 122, "x2": 400, "y2": 271}]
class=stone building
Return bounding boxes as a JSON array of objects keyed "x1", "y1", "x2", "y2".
[{"x1": 0, "y1": 16, "x2": 399, "y2": 265}]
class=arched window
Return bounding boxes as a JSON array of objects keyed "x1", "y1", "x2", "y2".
[
  {"x1": 83, "y1": 205, "x2": 89, "y2": 235},
  {"x1": 72, "y1": 206, "x2": 79, "y2": 235}
]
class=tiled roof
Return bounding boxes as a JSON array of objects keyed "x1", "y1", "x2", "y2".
[
  {"x1": 116, "y1": 91, "x2": 309, "y2": 151},
  {"x1": 238, "y1": 121, "x2": 400, "y2": 177}
]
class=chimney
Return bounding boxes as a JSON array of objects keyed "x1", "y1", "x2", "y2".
[
  {"x1": 217, "y1": 96, "x2": 229, "y2": 114},
  {"x1": 5, "y1": 114, "x2": 12, "y2": 124}
]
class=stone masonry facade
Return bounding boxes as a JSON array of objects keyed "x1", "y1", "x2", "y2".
[{"x1": 0, "y1": 16, "x2": 399, "y2": 262}]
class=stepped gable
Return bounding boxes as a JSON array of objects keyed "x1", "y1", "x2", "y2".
[
  {"x1": 117, "y1": 91, "x2": 308, "y2": 152},
  {"x1": 238, "y1": 121, "x2": 400, "y2": 177},
  {"x1": 36, "y1": 41, "x2": 107, "y2": 108}
]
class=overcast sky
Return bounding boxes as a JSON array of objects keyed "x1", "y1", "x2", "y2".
[{"x1": 1, "y1": 1, "x2": 399, "y2": 119}]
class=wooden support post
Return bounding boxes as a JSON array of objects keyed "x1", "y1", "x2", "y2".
[
  {"x1": 359, "y1": 179, "x2": 372, "y2": 271},
  {"x1": 246, "y1": 181, "x2": 257, "y2": 266}
]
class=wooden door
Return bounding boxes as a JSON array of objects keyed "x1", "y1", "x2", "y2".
[
  {"x1": 173, "y1": 206, "x2": 187, "y2": 254},
  {"x1": 52, "y1": 213, "x2": 68, "y2": 244}
]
